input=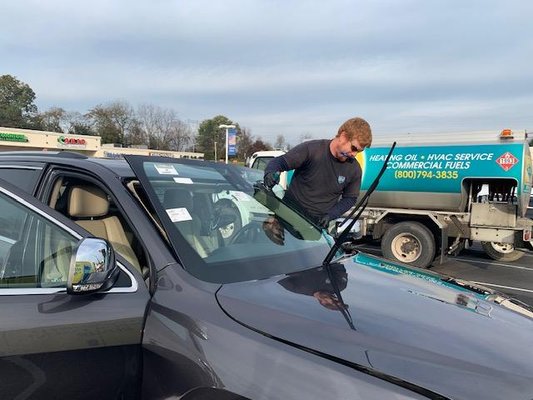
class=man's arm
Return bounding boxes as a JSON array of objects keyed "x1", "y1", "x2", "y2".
[
  {"x1": 264, "y1": 156, "x2": 289, "y2": 174},
  {"x1": 327, "y1": 196, "x2": 357, "y2": 220},
  {"x1": 263, "y1": 156, "x2": 290, "y2": 188}
]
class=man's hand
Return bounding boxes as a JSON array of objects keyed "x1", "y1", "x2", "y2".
[
  {"x1": 317, "y1": 214, "x2": 330, "y2": 229},
  {"x1": 263, "y1": 171, "x2": 280, "y2": 189}
]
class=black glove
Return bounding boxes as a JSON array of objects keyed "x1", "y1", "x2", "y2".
[
  {"x1": 317, "y1": 214, "x2": 330, "y2": 229},
  {"x1": 263, "y1": 171, "x2": 280, "y2": 189}
]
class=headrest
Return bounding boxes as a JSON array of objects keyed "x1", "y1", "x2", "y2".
[
  {"x1": 68, "y1": 185, "x2": 109, "y2": 218},
  {"x1": 163, "y1": 188, "x2": 193, "y2": 210}
]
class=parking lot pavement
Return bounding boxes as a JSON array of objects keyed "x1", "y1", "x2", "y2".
[{"x1": 355, "y1": 242, "x2": 533, "y2": 307}]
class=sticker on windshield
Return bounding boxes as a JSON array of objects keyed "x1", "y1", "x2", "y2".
[
  {"x1": 173, "y1": 177, "x2": 193, "y2": 184},
  {"x1": 166, "y1": 207, "x2": 192, "y2": 222},
  {"x1": 154, "y1": 164, "x2": 179, "y2": 175},
  {"x1": 231, "y1": 191, "x2": 251, "y2": 201}
]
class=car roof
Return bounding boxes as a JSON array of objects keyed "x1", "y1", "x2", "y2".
[{"x1": 0, "y1": 151, "x2": 135, "y2": 178}]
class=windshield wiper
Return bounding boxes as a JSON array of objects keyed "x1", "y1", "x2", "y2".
[
  {"x1": 321, "y1": 142, "x2": 397, "y2": 266},
  {"x1": 319, "y1": 142, "x2": 396, "y2": 331}
]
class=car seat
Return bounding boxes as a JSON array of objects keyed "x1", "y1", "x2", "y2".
[
  {"x1": 163, "y1": 188, "x2": 213, "y2": 257},
  {"x1": 67, "y1": 185, "x2": 141, "y2": 272}
]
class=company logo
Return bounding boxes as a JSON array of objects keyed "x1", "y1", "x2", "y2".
[
  {"x1": 58, "y1": 136, "x2": 86, "y2": 146},
  {"x1": 496, "y1": 152, "x2": 518, "y2": 171},
  {"x1": 338, "y1": 175, "x2": 346, "y2": 184}
]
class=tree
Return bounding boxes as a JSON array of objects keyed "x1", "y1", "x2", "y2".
[
  {"x1": 136, "y1": 104, "x2": 192, "y2": 151},
  {"x1": 274, "y1": 134, "x2": 287, "y2": 151},
  {"x1": 197, "y1": 115, "x2": 239, "y2": 160},
  {"x1": 0, "y1": 74, "x2": 38, "y2": 128},
  {"x1": 87, "y1": 101, "x2": 135, "y2": 145},
  {"x1": 37, "y1": 107, "x2": 67, "y2": 133},
  {"x1": 249, "y1": 139, "x2": 272, "y2": 154},
  {"x1": 236, "y1": 127, "x2": 254, "y2": 161},
  {"x1": 65, "y1": 111, "x2": 95, "y2": 136}
]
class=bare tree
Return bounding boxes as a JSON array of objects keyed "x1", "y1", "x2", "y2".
[
  {"x1": 274, "y1": 134, "x2": 287, "y2": 151},
  {"x1": 137, "y1": 104, "x2": 192, "y2": 151},
  {"x1": 87, "y1": 101, "x2": 135, "y2": 145},
  {"x1": 65, "y1": 111, "x2": 95, "y2": 136},
  {"x1": 237, "y1": 126, "x2": 254, "y2": 161},
  {"x1": 37, "y1": 107, "x2": 67, "y2": 133}
]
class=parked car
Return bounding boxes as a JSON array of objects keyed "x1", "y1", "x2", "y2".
[{"x1": 1, "y1": 151, "x2": 533, "y2": 400}]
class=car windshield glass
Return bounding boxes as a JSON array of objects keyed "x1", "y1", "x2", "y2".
[{"x1": 131, "y1": 158, "x2": 331, "y2": 283}]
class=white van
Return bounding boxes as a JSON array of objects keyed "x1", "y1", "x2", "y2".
[
  {"x1": 247, "y1": 150, "x2": 285, "y2": 168},
  {"x1": 248, "y1": 150, "x2": 290, "y2": 189}
]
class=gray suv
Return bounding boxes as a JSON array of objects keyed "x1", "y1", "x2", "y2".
[{"x1": 0, "y1": 151, "x2": 532, "y2": 400}]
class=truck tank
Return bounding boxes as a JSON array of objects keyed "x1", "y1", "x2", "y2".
[{"x1": 358, "y1": 132, "x2": 533, "y2": 216}]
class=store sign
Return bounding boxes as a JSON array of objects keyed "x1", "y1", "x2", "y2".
[
  {"x1": 58, "y1": 136, "x2": 87, "y2": 146},
  {"x1": 149, "y1": 151, "x2": 175, "y2": 158},
  {"x1": 0, "y1": 132, "x2": 29, "y2": 142}
]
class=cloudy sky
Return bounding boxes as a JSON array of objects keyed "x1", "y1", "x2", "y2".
[{"x1": 2, "y1": 0, "x2": 532, "y2": 145}]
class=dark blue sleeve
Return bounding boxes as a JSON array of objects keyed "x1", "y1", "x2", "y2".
[
  {"x1": 265, "y1": 156, "x2": 289, "y2": 174},
  {"x1": 328, "y1": 196, "x2": 357, "y2": 219}
]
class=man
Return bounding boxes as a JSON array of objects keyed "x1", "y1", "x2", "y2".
[{"x1": 263, "y1": 117, "x2": 372, "y2": 229}]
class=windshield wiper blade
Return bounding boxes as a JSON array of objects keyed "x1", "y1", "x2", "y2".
[{"x1": 321, "y1": 142, "x2": 397, "y2": 266}]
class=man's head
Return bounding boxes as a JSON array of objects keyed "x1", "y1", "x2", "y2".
[
  {"x1": 262, "y1": 216, "x2": 285, "y2": 245},
  {"x1": 332, "y1": 117, "x2": 372, "y2": 162}
]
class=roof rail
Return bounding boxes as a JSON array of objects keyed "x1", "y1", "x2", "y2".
[{"x1": 0, "y1": 151, "x2": 88, "y2": 159}]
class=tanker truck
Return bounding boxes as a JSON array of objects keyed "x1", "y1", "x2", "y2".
[{"x1": 357, "y1": 129, "x2": 533, "y2": 268}]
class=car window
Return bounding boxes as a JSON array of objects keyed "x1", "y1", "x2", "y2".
[
  {"x1": 0, "y1": 191, "x2": 78, "y2": 288},
  {"x1": 0, "y1": 167, "x2": 42, "y2": 194},
  {"x1": 46, "y1": 175, "x2": 148, "y2": 277},
  {"x1": 251, "y1": 157, "x2": 274, "y2": 171},
  {"x1": 126, "y1": 157, "x2": 331, "y2": 284}
]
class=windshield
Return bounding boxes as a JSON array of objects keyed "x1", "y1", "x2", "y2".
[{"x1": 125, "y1": 156, "x2": 331, "y2": 283}]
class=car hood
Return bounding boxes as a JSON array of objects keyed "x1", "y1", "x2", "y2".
[{"x1": 217, "y1": 252, "x2": 533, "y2": 400}]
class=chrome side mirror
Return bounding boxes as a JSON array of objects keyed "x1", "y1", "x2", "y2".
[{"x1": 67, "y1": 237, "x2": 118, "y2": 294}]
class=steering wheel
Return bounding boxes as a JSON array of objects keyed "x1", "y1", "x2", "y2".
[{"x1": 229, "y1": 221, "x2": 263, "y2": 244}]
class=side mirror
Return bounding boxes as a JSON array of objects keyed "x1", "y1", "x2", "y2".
[{"x1": 67, "y1": 237, "x2": 118, "y2": 294}]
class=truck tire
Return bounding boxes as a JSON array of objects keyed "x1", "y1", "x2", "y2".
[
  {"x1": 381, "y1": 221, "x2": 436, "y2": 268},
  {"x1": 481, "y1": 241, "x2": 525, "y2": 262}
]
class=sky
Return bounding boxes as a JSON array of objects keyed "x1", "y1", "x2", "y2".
[{"x1": 1, "y1": 0, "x2": 532, "y2": 145}]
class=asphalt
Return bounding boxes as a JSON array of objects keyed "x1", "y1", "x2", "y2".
[{"x1": 355, "y1": 242, "x2": 533, "y2": 307}]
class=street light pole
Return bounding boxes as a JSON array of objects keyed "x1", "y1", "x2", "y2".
[{"x1": 218, "y1": 124, "x2": 236, "y2": 164}]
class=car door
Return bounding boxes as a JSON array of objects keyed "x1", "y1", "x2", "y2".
[{"x1": 0, "y1": 178, "x2": 149, "y2": 400}]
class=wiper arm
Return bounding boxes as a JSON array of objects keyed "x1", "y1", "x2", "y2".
[{"x1": 321, "y1": 142, "x2": 397, "y2": 266}]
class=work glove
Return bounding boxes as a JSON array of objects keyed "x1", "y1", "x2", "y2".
[
  {"x1": 263, "y1": 171, "x2": 280, "y2": 189},
  {"x1": 317, "y1": 214, "x2": 330, "y2": 229}
]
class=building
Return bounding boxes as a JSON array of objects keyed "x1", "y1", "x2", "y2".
[{"x1": 0, "y1": 126, "x2": 204, "y2": 159}]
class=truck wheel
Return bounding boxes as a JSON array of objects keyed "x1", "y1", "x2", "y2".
[
  {"x1": 481, "y1": 241, "x2": 525, "y2": 262},
  {"x1": 381, "y1": 222, "x2": 436, "y2": 268}
]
